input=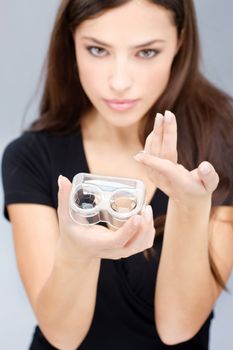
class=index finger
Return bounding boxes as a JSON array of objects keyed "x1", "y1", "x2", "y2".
[
  {"x1": 105, "y1": 215, "x2": 142, "y2": 250},
  {"x1": 161, "y1": 110, "x2": 177, "y2": 163}
]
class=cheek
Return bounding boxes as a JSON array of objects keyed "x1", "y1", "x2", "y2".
[
  {"x1": 144, "y1": 62, "x2": 172, "y2": 91},
  {"x1": 76, "y1": 52, "x2": 102, "y2": 95},
  {"x1": 140, "y1": 60, "x2": 174, "y2": 103}
]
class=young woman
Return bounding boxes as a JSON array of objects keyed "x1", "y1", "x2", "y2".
[{"x1": 2, "y1": 1, "x2": 233, "y2": 349}]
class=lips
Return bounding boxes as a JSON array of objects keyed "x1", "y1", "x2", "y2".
[{"x1": 104, "y1": 98, "x2": 140, "y2": 111}]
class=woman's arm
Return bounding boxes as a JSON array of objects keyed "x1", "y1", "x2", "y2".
[
  {"x1": 134, "y1": 110, "x2": 233, "y2": 345},
  {"x1": 8, "y1": 176, "x2": 155, "y2": 350},
  {"x1": 155, "y1": 201, "x2": 233, "y2": 345},
  {"x1": 8, "y1": 203, "x2": 101, "y2": 350}
]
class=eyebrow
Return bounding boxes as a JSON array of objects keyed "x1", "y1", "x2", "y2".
[{"x1": 81, "y1": 36, "x2": 165, "y2": 48}]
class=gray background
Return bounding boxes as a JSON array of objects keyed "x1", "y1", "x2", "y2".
[{"x1": 0, "y1": 0, "x2": 232, "y2": 349}]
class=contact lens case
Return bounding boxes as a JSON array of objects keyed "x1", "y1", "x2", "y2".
[{"x1": 69, "y1": 173, "x2": 146, "y2": 228}]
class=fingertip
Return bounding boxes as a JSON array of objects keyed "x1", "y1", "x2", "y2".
[
  {"x1": 57, "y1": 176, "x2": 72, "y2": 220},
  {"x1": 198, "y1": 162, "x2": 219, "y2": 192},
  {"x1": 57, "y1": 176, "x2": 72, "y2": 208},
  {"x1": 132, "y1": 215, "x2": 142, "y2": 227},
  {"x1": 58, "y1": 175, "x2": 63, "y2": 189},
  {"x1": 58, "y1": 175, "x2": 71, "y2": 189},
  {"x1": 198, "y1": 161, "x2": 213, "y2": 176},
  {"x1": 154, "y1": 113, "x2": 164, "y2": 128},
  {"x1": 143, "y1": 205, "x2": 153, "y2": 223},
  {"x1": 133, "y1": 151, "x2": 146, "y2": 162},
  {"x1": 164, "y1": 110, "x2": 175, "y2": 124}
]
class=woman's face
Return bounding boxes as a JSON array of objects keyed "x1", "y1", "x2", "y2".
[{"x1": 74, "y1": 0, "x2": 180, "y2": 127}]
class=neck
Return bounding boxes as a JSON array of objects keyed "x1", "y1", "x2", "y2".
[{"x1": 81, "y1": 110, "x2": 142, "y2": 148}]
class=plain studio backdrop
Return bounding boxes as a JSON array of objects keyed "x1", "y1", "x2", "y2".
[{"x1": 0, "y1": 1, "x2": 232, "y2": 349}]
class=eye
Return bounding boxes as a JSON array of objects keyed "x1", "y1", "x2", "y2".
[
  {"x1": 137, "y1": 49, "x2": 159, "y2": 59},
  {"x1": 87, "y1": 46, "x2": 108, "y2": 57}
]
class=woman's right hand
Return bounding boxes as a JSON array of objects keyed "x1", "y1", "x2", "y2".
[{"x1": 57, "y1": 175, "x2": 155, "y2": 261}]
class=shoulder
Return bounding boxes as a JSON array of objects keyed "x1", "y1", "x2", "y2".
[
  {"x1": 1, "y1": 131, "x2": 55, "y2": 188},
  {"x1": 3, "y1": 131, "x2": 49, "y2": 161},
  {"x1": 2, "y1": 128, "x2": 85, "y2": 197},
  {"x1": 2, "y1": 129, "x2": 82, "y2": 164},
  {"x1": 2, "y1": 132, "x2": 50, "y2": 183}
]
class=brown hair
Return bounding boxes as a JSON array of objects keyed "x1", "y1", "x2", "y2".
[{"x1": 30, "y1": 0, "x2": 233, "y2": 287}]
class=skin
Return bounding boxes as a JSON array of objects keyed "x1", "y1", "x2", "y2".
[
  {"x1": 74, "y1": 0, "x2": 181, "y2": 138},
  {"x1": 7, "y1": 1, "x2": 233, "y2": 348},
  {"x1": 134, "y1": 111, "x2": 233, "y2": 342}
]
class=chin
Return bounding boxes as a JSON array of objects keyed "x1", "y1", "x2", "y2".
[
  {"x1": 107, "y1": 117, "x2": 142, "y2": 128},
  {"x1": 100, "y1": 109, "x2": 146, "y2": 128}
]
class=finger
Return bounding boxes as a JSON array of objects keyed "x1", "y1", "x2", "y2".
[
  {"x1": 144, "y1": 131, "x2": 153, "y2": 153},
  {"x1": 129, "y1": 206, "x2": 155, "y2": 248},
  {"x1": 104, "y1": 227, "x2": 155, "y2": 259},
  {"x1": 113, "y1": 208, "x2": 156, "y2": 258},
  {"x1": 120, "y1": 227, "x2": 155, "y2": 258},
  {"x1": 161, "y1": 110, "x2": 177, "y2": 163},
  {"x1": 57, "y1": 175, "x2": 72, "y2": 222},
  {"x1": 198, "y1": 161, "x2": 219, "y2": 193},
  {"x1": 107, "y1": 215, "x2": 142, "y2": 250},
  {"x1": 142, "y1": 204, "x2": 154, "y2": 224},
  {"x1": 101, "y1": 205, "x2": 155, "y2": 259},
  {"x1": 141, "y1": 205, "x2": 156, "y2": 248},
  {"x1": 79, "y1": 215, "x2": 141, "y2": 253},
  {"x1": 134, "y1": 152, "x2": 173, "y2": 175},
  {"x1": 150, "y1": 113, "x2": 164, "y2": 157}
]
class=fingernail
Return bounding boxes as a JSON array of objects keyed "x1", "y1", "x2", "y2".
[
  {"x1": 200, "y1": 162, "x2": 211, "y2": 175},
  {"x1": 133, "y1": 155, "x2": 140, "y2": 162},
  {"x1": 164, "y1": 110, "x2": 173, "y2": 124},
  {"x1": 144, "y1": 205, "x2": 153, "y2": 223},
  {"x1": 155, "y1": 113, "x2": 163, "y2": 128},
  {"x1": 133, "y1": 215, "x2": 141, "y2": 226},
  {"x1": 133, "y1": 151, "x2": 146, "y2": 161}
]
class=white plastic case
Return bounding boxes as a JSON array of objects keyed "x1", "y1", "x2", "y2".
[{"x1": 69, "y1": 173, "x2": 146, "y2": 228}]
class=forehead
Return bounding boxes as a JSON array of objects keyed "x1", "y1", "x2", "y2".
[{"x1": 75, "y1": 1, "x2": 177, "y2": 44}]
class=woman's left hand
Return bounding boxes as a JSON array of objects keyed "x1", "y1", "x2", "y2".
[{"x1": 134, "y1": 111, "x2": 219, "y2": 205}]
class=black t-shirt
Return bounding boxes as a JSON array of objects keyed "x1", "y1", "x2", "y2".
[{"x1": 2, "y1": 130, "x2": 218, "y2": 349}]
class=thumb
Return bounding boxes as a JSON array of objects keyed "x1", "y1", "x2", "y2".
[
  {"x1": 198, "y1": 161, "x2": 219, "y2": 193},
  {"x1": 57, "y1": 175, "x2": 72, "y2": 222}
]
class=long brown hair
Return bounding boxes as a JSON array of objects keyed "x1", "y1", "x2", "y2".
[{"x1": 30, "y1": 0, "x2": 233, "y2": 287}]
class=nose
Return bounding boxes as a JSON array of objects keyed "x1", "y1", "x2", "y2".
[{"x1": 108, "y1": 59, "x2": 132, "y2": 94}]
